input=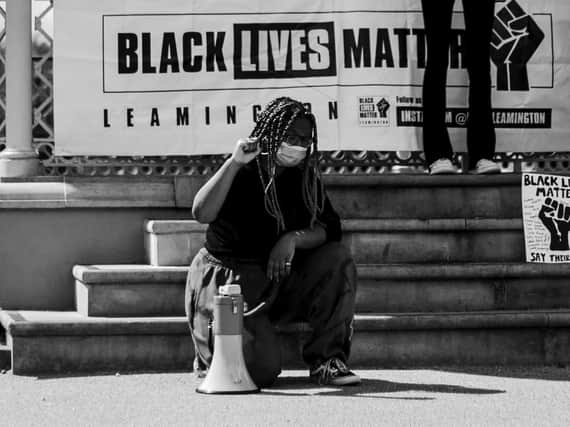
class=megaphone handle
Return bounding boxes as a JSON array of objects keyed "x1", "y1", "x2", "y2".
[
  {"x1": 243, "y1": 277, "x2": 283, "y2": 318},
  {"x1": 243, "y1": 301, "x2": 266, "y2": 317}
]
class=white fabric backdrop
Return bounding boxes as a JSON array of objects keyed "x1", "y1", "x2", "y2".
[{"x1": 54, "y1": 0, "x2": 570, "y2": 155}]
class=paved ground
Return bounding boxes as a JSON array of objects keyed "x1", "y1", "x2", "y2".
[{"x1": 1, "y1": 367, "x2": 569, "y2": 427}]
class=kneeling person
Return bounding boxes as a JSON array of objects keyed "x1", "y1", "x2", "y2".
[{"x1": 185, "y1": 97, "x2": 360, "y2": 387}]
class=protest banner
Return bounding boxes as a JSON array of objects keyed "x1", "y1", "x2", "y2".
[
  {"x1": 54, "y1": 0, "x2": 570, "y2": 155},
  {"x1": 522, "y1": 173, "x2": 570, "y2": 263}
]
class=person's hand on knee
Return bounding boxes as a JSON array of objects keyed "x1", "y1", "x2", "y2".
[{"x1": 266, "y1": 232, "x2": 296, "y2": 282}]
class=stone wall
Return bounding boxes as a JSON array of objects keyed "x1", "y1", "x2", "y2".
[{"x1": 0, "y1": 177, "x2": 206, "y2": 310}]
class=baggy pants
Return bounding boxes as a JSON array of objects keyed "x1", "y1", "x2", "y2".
[{"x1": 185, "y1": 242, "x2": 357, "y2": 387}]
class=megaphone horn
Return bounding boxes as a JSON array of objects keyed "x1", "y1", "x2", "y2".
[{"x1": 196, "y1": 284, "x2": 260, "y2": 394}]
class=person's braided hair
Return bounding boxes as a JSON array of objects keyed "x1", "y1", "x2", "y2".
[{"x1": 249, "y1": 97, "x2": 325, "y2": 233}]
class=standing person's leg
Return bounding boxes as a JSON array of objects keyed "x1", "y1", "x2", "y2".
[
  {"x1": 185, "y1": 249, "x2": 282, "y2": 388},
  {"x1": 269, "y1": 242, "x2": 359, "y2": 385},
  {"x1": 462, "y1": 0, "x2": 497, "y2": 169},
  {"x1": 421, "y1": 0, "x2": 456, "y2": 167}
]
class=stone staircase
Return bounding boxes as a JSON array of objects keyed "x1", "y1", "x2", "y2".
[{"x1": 2, "y1": 174, "x2": 570, "y2": 375}]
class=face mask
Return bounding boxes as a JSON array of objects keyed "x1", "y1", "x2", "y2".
[{"x1": 275, "y1": 142, "x2": 308, "y2": 167}]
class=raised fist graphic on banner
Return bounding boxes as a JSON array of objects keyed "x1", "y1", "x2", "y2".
[
  {"x1": 491, "y1": 0, "x2": 544, "y2": 91},
  {"x1": 376, "y1": 98, "x2": 390, "y2": 118},
  {"x1": 538, "y1": 198, "x2": 570, "y2": 251}
]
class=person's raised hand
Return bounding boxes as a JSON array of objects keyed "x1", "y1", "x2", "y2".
[{"x1": 231, "y1": 137, "x2": 261, "y2": 166}]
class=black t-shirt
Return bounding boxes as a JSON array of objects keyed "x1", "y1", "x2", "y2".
[{"x1": 204, "y1": 162, "x2": 341, "y2": 260}]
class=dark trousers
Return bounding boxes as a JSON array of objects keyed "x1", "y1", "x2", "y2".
[
  {"x1": 185, "y1": 242, "x2": 357, "y2": 387},
  {"x1": 421, "y1": 0, "x2": 496, "y2": 168}
]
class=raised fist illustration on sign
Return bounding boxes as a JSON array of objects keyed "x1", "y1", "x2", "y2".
[
  {"x1": 538, "y1": 198, "x2": 570, "y2": 251},
  {"x1": 376, "y1": 98, "x2": 390, "y2": 118},
  {"x1": 491, "y1": 0, "x2": 544, "y2": 91}
]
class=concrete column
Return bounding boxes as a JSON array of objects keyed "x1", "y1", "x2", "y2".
[{"x1": 0, "y1": 0, "x2": 39, "y2": 177}]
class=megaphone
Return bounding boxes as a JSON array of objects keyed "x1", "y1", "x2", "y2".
[{"x1": 196, "y1": 284, "x2": 260, "y2": 394}]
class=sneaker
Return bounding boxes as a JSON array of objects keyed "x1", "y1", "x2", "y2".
[
  {"x1": 429, "y1": 158, "x2": 458, "y2": 175},
  {"x1": 472, "y1": 158, "x2": 501, "y2": 175},
  {"x1": 309, "y1": 357, "x2": 361, "y2": 386}
]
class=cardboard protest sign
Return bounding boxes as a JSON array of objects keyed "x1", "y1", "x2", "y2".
[{"x1": 522, "y1": 173, "x2": 570, "y2": 263}]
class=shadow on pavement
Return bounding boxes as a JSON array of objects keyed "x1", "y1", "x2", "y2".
[
  {"x1": 31, "y1": 366, "x2": 569, "y2": 384},
  {"x1": 431, "y1": 366, "x2": 570, "y2": 382},
  {"x1": 263, "y1": 375, "x2": 505, "y2": 399}
]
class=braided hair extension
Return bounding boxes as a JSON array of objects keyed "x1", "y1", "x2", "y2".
[{"x1": 249, "y1": 97, "x2": 326, "y2": 233}]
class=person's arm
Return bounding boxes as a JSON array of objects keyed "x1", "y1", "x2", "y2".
[
  {"x1": 266, "y1": 183, "x2": 342, "y2": 281},
  {"x1": 317, "y1": 196, "x2": 342, "y2": 242},
  {"x1": 192, "y1": 138, "x2": 260, "y2": 223},
  {"x1": 288, "y1": 226, "x2": 327, "y2": 249},
  {"x1": 266, "y1": 225, "x2": 327, "y2": 282}
]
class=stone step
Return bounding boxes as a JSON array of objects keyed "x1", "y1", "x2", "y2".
[
  {"x1": 2, "y1": 309, "x2": 569, "y2": 375},
  {"x1": 313, "y1": 310, "x2": 570, "y2": 368},
  {"x1": 358, "y1": 263, "x2": 570, "y2": 313},
  {"x1": 0, "y1": 311, "x2": 191, "y2": 375},
  {"x1": 145, "y1": 218, "x2": 524, "y2": 266},
  {"x1": 170, "y1": 175, "x2": 522, "y2": 219},
  {"x1": 73, "y1": 265, "x2": 188, "y2": 317},
  {"x1": 74, "y1": 263, "x2": 570, "y2": 317},
  {"x1": 316, "y1": 174, "x2": 522, "y2": 219},
  {"x1": 344, "y1": 218, "x2": 523, "y2": 263},
  {"x1": 144, "y1": 220, "x2": 206, "y2": 267}
]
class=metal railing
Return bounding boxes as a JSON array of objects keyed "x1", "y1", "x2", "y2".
[{"x1": 0, "y1": 0, "x2": 569, "y2": 177}]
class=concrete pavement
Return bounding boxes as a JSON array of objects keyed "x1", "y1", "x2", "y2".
[{"x1": 1, "y1": 367, "x2": 569, "y2": 426}]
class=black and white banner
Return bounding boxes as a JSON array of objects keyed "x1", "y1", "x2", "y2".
[{"x1": 54, "y1": 0, "x2": 569, "y2": 155}]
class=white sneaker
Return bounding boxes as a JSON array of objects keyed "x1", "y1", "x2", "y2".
[
  {"x1": 429, "y1": 158, "x2": 458, "y2": 175},
  {"x1": 472, "y1": 159, "x2": 501, "y2": 175}
]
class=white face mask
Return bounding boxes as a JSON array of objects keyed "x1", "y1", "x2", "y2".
[{"x1": 275, "y1": 142, "x2": 308, "y2": 167}]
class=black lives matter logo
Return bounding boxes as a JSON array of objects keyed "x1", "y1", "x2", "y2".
[
  {"x1": 359, "y1": 96, "x2": 390, "y2": 127},
  {"x1": 491, "y1": 0, "x2": 544, "y2": 91},
  {"x1": 539, "y1": 198, "x2": 570, "y2": 251},
  {"x1": 376, "y1": 98, "x2": 390, "y2": 118}
]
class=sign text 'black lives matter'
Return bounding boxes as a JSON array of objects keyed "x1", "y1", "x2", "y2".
[{"x1": 103, "y1": 10, "x2": 553, "y2": 93}]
